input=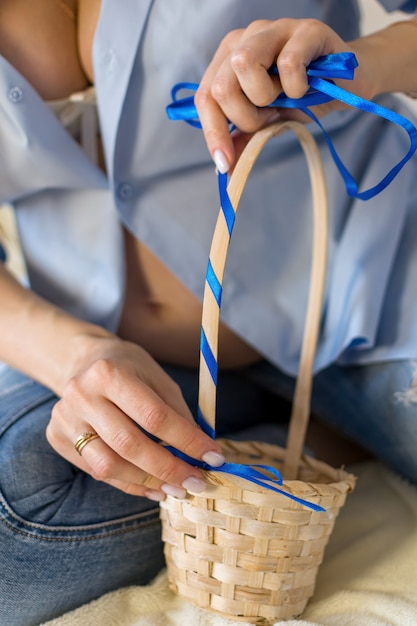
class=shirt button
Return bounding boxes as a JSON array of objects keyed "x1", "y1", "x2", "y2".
[
  {"x1": 116, "y1": 182, "x2": 133, "y2": 202},
  {"x1": 8, "y1": 87, "x2": 24, "y2": 103}
]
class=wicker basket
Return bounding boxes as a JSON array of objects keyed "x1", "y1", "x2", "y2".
[{"x1": 160, "y1": 121, "x2": 356, "y2": 624}]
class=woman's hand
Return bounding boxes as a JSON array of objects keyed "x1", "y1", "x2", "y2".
[
  {"x1": 0, "y1": 256, "x2": 224, "y2": 502},
  {"x1": 46, "y1": 334, "x2": 224, "y2": 501},
  {"x1": 195, "y1": 18, "x2": 376, "y2": 172}
]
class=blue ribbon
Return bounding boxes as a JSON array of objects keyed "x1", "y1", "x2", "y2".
[
  {"x1": 165, "y1": 52, "x2": 417, "y2": 510},
  {"x1": 165, "y1": 446, "x2": 325, "y2": 512},
  {"x1": 164, "y1": 139, "x2": 325, "y2": 513},
  {"x1": 167, "y1": 52, "x2": 417, "y2": 200}
]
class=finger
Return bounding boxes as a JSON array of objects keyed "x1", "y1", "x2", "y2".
[
  {"x1": 197, "y1": 24, "x2": 283, "y2": 169},
  {"x1": 229, "y1": 26, "x2": 286, "y2": 108},
  {"x1": 84, "y1": 435, "x2": 207, "y2": 501},
  {"x1": 49, "y1": 391, "x2": 215, "y2": 495},
  {"x1": 48, "y1": 416, "x2": 164, "y2": 490},
  {"x1": 212, "y1": 63, "x2": 279, "y2": 133},
  {"x1": 81, "y1": 408, "x2": 212, "y2": 492},
  {"x1": 72, "y1": 433, "x2": 164, "y2": 492},
  {"x1": 211, "y1": 20, "x2": 284, "y2": 115},
  {"x1": 91, "y1": 398, "x2": 215, "y2": 490},
  {"x1": 195, "y1": 33, "x2": 240, "y2": 172},
  {"x1": 66, "y1": 352, "x2": 224, "y2": 463},
  {"x1": 101, "y1": 363, "x2": 224, "y2": 465},
  {"x1": 197, "y1": 65, "x2": 278, "y2": 172},
  {"x1": 137, "y1": 359, "x2": 196, "y2": 425},
  {"x1": 277, "y1": 20, "x2": 343, "y2": 98},
  {"x1": 107, "y1": 478, "x2": 166, "y2": 502},
  {"x1": 71, "y1": 433, "x2": 191, "y2": 501},
  {"x1": 48, "y1": 414, "x2": 192, "y2": 501}
]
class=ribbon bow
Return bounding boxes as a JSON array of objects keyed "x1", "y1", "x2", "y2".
[{"x1": 167, "y1": 52, "x2": 417, "y2": 200}]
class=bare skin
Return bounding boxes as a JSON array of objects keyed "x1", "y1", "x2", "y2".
[
  {"x1": 0, "y1": 1, "x2": 417, "y2": 499},
  {"x1": 0, "y1": 0, "x2": 227, "y2": 501},
  {"x1": 0, "y1": 0, "x2": 259, "y2": 368},
  {"x1": 194, "y1": 17, "x2": 417, "y2": 171}
]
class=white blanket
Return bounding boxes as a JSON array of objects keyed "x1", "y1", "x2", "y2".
[{"x1": 41, "y1": 461, "x2": 417, "y2": 626}]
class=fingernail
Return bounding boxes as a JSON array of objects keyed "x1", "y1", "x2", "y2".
[
  {"x1": 144, "y1": 489, "x2": 166, "y2": 502},
  {"x1": 161, "y1": 483, "x2": 187, "y2": 499},
  {"x1": 202, "y1": 451, "x2": 225, "y2": 467},
  {"x1": 213, "y1": 149, "x2": 230, "y2": 174},
  {"x1": 181, "y1": 476, "x2": 207, "y2": 493}
]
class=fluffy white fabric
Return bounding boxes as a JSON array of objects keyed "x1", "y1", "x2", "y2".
[{"x1": 41, "y1": 461, "x2": 417, "y2": 626}]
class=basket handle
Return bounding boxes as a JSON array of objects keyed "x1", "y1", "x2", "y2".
[{"x1": 198, "y1": 120, "x2": 328, "y2": 480}]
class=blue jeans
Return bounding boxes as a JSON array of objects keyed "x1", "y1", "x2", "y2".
[
  {"x1": 0, "y1": 365, "x2": 288, "y2": 625},
  {"x1": 245, "y1": 358, "x2": 417, "y2": 483},
  {"x1": 1, "y1": 359, "x2": 417, "y2": 625}
]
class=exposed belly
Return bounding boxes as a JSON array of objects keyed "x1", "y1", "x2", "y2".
[{"x1": 117, "y1": 229, "x2": 261, "y2": 368}]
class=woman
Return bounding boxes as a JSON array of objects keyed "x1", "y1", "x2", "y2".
[{"x1": 0, "y1": 1, "x2": 416, "y2": 624}]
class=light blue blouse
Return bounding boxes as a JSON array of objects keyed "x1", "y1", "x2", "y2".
[{"x1": 1, "y1": 0, "x2": 417, "y2": 376}]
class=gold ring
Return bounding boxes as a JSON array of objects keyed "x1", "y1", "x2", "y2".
[{"x1": 74, "y1": 432, "x2": 100, "y2": 455}]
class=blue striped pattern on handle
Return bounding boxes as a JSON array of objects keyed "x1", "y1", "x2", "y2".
[{"x1": 197, "y1": 172, "x2": 235, "y2": 438}]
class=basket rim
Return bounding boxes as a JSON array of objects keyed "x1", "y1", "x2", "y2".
[{"x1": 168, "y1": 437, "x2": 357, "y2": 501}]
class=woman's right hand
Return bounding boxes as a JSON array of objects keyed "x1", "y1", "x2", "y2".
[
  {"x1": 46, "y1": 333, "x2": 225, "y2": 501},
  {"x1": 194, "y1": 18, "x2": 376, "y2": 173}
]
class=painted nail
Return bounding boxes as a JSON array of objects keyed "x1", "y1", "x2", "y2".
[
  {"x1": 202, "y1": 451, "x2": 225, "y2": 467},
  {"x1": 181, "y1": 476, "x2": 207, "y2": 493},
  {"x1": 144, "y1": 489, "x2": 166, "y2": 502},
  {"x1": 213, "y1": 149, "x2": 230, "y2": 174},
  {"x1": 161, "y1": 483, "x2": 187, "y2": 499}
]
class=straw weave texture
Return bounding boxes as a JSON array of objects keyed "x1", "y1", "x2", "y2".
[{"x1": 160, "y1": 439, "x2": 355, "y2": 624}]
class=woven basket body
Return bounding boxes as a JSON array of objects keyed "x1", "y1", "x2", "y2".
[
  {"x1": 160, "y1": 121, "x2": 356, "y2": 623},
  {"x1": 161, "y1": 440, "x2": 354, "y2": 623}
]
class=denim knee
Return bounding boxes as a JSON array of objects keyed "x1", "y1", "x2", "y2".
[
  {"x1": 0, "y1": 367, "x2": 165, "y2": 625},
  {"x1": 0, "y1": 367, "x2": 158, "y2": 524}
]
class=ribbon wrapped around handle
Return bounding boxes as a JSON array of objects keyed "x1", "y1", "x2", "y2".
[
  {"x1": 165, "y1": 53, "x2": 417, "y2": 511},
  {"x1": 166, "y1": 52, "x2": 417, "y2": 200},
  {"x1": 166, "y1": 126, "x2": 328, "y2": 512}
]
